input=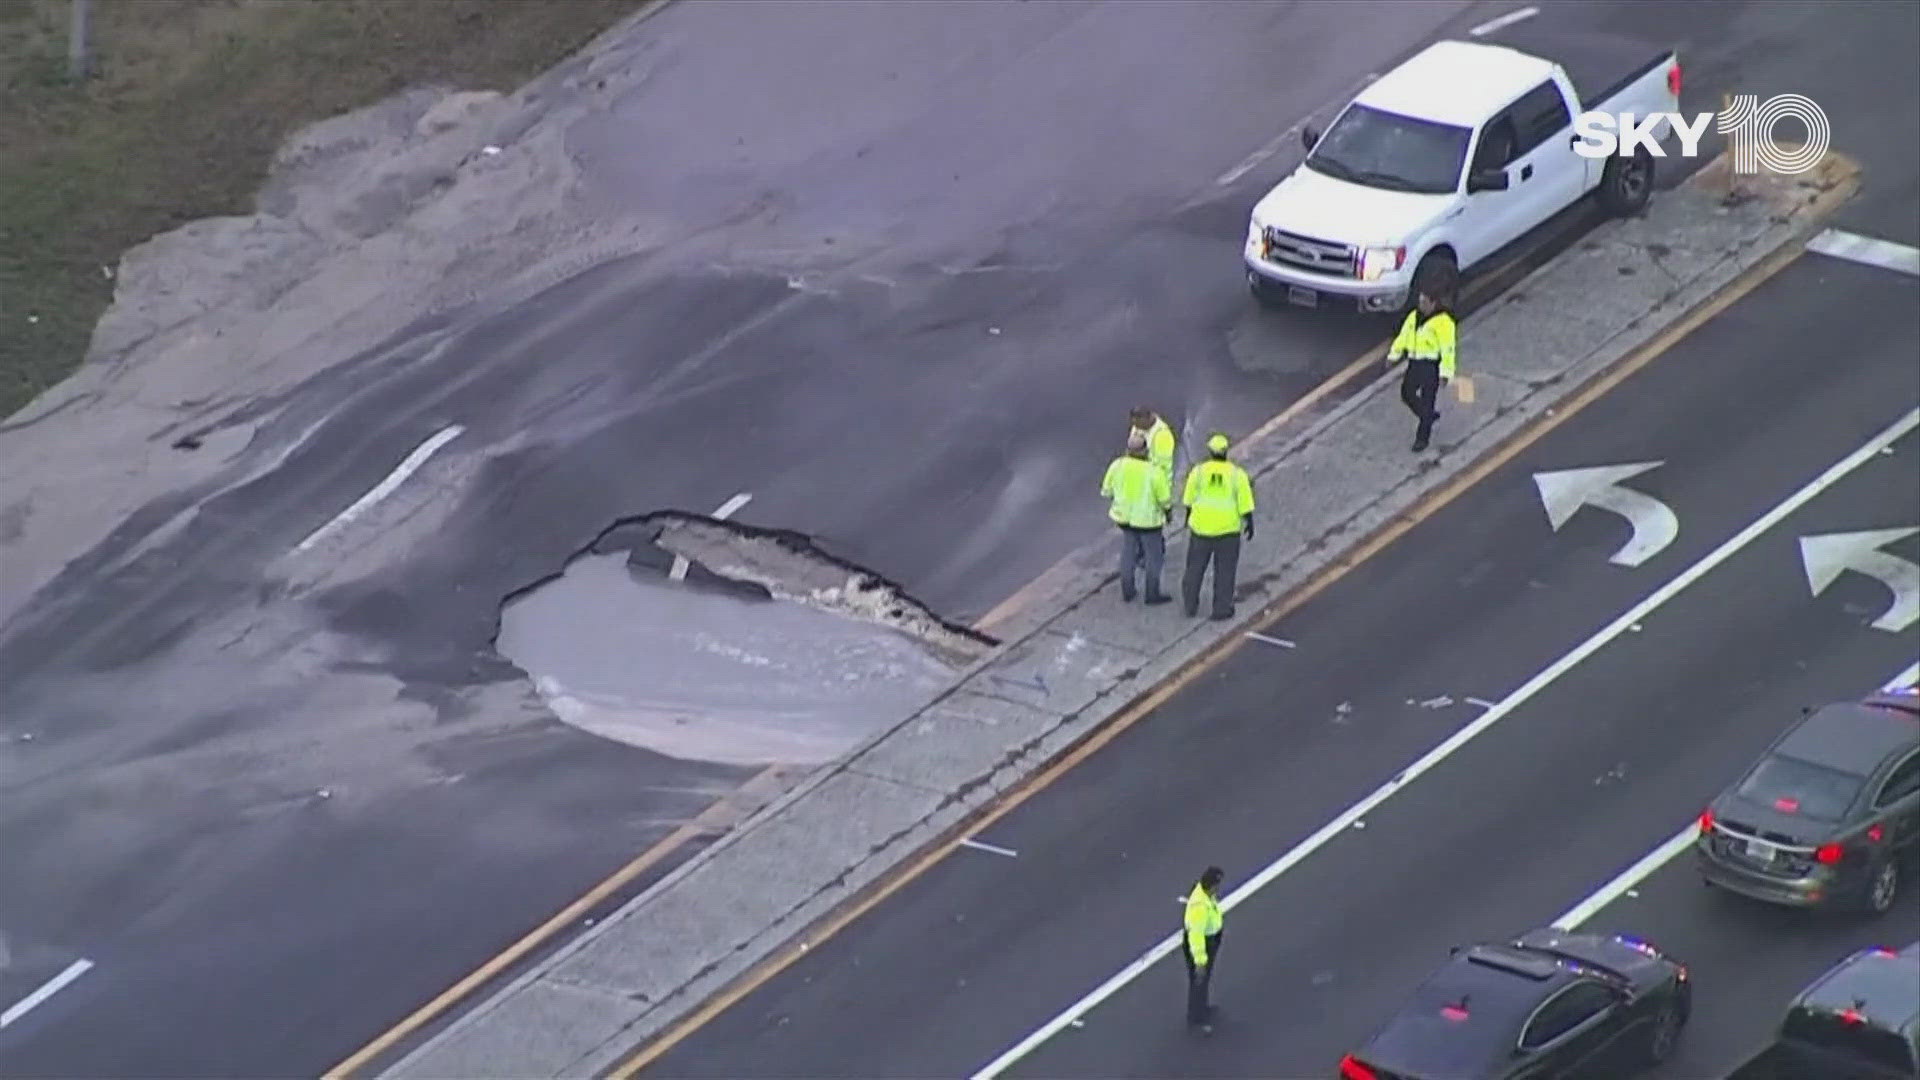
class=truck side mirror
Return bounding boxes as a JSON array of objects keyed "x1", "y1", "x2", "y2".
[
  {"x1": 1466, "y1": 168, "x2": 1510, "y2": 194},
  {"x1": 1301, "y1": 125, "x2": 1320, "y2": 153}
]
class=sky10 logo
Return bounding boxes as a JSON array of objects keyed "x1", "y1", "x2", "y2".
[{"x1": 1573, "y1": 94, "x2": 1832, "y2": 176}]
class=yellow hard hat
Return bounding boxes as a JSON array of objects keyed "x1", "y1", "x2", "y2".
[{"x1": 1207, "y1": 433, "x2": 1230, "y2": 453}]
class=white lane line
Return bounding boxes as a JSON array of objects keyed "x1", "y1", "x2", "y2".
[
  {"x1": 1, "y1": 959, "x2": 94, "y2": 1029},
  {"x1": 1470, "y1": 5, "x2": 1540, "y2": 37},
  {"x1": 1246, "y1": 632, "x2": 1296, "y2": 649},
  {"x1": 292, "y1": 425, "x2": 464, "y2": 553},
  {"x1": 1551, "y1": 658, "x2": 1920, "y2": 931},
  {"x1": 1550, "y1": 825, "x2": 1697, "y2": 931},
  {"x1": 1806, "y1": 229, "x2": 1920, "y2": 277},
  {"x1": 960, "y1": 838, "x2": 1020, "y2": 859},
  {"x1": 967, "y1": 407, "x2": 1920, "y2": 1080},
  {"x1": 669, "y1": 492, "x2": 754, "y2": 581},
  {"x1": 1465, "y1": 696, "x2": 1501, "y2": 710},
  {"x1": 1214, "y1": 73, "x2": 1379, "y2": 186}
]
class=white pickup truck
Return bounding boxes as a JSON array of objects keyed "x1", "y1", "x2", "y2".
[{"x1": 1244, "y1": 28, "x2": 1681, "y2": 314}]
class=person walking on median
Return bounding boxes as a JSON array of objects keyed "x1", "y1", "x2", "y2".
[
  {"x1": 1101, "y1": 430, "x2": 1173, "y2": 604},
  {"x1": 1385, "y1": 281, "x2": 1459, "y2": 453},
  {"x1": 1181, "y1": 433, "x2": 1255, "y2": 621},
  {"x1": 1183, "y1": 866, "x2": 1225, "y2": 1032},
  {"x1": 1129, "y1": 406, "x2": 1178, "y2": 489}
]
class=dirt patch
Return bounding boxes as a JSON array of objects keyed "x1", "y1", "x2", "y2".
[{"x1": 0, "y1": 0, "x2": 650, "y2": 419}]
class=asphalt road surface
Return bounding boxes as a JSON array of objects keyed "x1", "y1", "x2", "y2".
[
  {"x1": 0, "y1": 1, "x2": 1505, "y2": 1077},
  {"x1": 633, "y1": 157, "x2": 1920, "y2": 1080}
]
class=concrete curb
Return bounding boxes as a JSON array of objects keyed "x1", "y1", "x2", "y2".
[{"x1": 380, "y1": 152, "x2": 1859, "y2": 1080}]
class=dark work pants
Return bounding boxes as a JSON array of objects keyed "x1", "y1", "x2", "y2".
[
  {"x1": 1400, "y1": 358, "x2": 1441, "y2": 446},
  {"x1": 1117, "y1": 526, "x2": 1166, "y2": 600},
  {"x1": 1183, "y1": 932, "x2": 1222, "y2": 1025},
  {"x1": 1183, "y1": 533, "x2": 1241, "y2": 619}
]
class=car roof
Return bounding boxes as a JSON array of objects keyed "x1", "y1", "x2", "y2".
[
  {"x1": 1775, "y1": 702, "x2": 1920, "y2": 777},
  {"x1": 1796, "y1": 942, "x2": 1920, "y2": 1040},
  {"x1": 1353, "y1": 40, "x2": 1556, "y2": 129},
  {"x1": 1360, "y1": 945, "x2": 1575, "y2": 1074}
]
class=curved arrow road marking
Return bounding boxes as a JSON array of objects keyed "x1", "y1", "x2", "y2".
[
  {"x1": 1533, "y1": 461, "x2": 1678, "y2": 567},
  {"x1": 1799, "y1": 526, "x2": 1920, "y2": 633}
]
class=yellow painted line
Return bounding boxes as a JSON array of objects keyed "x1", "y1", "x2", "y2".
[
  {"x1": 607, "y1": 175, "x2": 1848, "y2": 1078},
  {"x1": 974, "y1": 227, "x2": 1570, "y2": 638},
  {"x1": 322, "y1": 767, "x2": 779, "y2": 1079}
]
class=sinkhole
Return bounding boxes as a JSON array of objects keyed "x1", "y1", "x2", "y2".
[{"x1": 495, "y1": 513, "x2": 996, "y2": 768}]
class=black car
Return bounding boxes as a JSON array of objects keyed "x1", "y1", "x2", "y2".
[
  {"x1": 1337, "y1": 928, "x2": 1691, "y2": 1080},
  {"x1": 1726, "y1": 941, "x2": 1920, "y2": 1079},
  {"x1": 1696, "y1": 686, "x2": 1920, "y2": 914}
]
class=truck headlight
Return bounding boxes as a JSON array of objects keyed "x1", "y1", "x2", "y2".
[
  {"x1": 1359, "y1": 245, "x2": 1406, "y2": 281},
  {"x1": 1247, "y1": 219, "x2": 1264, "y2": 251}
]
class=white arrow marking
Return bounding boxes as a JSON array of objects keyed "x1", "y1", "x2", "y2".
[
  {"x1": 1532, "y1": 461, "x2": 1678, "y2": 567},
  {"x1": 1799, "y1": 527, "x2": 1920, "y2": 633}
]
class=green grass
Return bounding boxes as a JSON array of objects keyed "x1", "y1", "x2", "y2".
[{"x1": 0, "y1": 0, "x2": 651, "y2": 419}]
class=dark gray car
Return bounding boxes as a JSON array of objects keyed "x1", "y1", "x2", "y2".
[
  {"x1": 1725, "y1": 941, "x2": 1920, "y2": 1079},
  {"x1": 1695, "y1": 686, "x2": 1920, "y2": 914}
]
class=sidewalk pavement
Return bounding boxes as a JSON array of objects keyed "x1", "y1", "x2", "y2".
[{"x1": 381, "y1": 152, "x2": 1859, "y2": 1078}]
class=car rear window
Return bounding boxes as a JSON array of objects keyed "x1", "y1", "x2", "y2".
[
  {"x1": 1737, "y1": 754, "x2": 1865, "y2": 822},
  {"x1": 1782, "y1": 1007, "x2": 1918, "y2": 1075}
]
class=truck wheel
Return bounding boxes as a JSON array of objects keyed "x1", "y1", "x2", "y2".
[
  {"x1": 1598, "y1": 149, "x2": 1655, "y2": 216},
  {"x1": 1409, "y1": 250, "x2": 1457, "y2": 309}
]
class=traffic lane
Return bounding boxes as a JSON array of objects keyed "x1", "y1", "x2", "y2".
[
  {"x1": 1616, "y1": 854, "x2": 1920, "y2": 1080},
  {"x1": 570, "y1": 0, "x2": 1470, "y2": 272},
  {"x1": 634, "y1": 250, "x2": 1919, "y2": 1078},
  {"x1": 0, "y1": 722, "x2": 746, "y2": 1080},
  {"x1": 1000, "y1": 431, "x2": 1919, "y2": 1079}
]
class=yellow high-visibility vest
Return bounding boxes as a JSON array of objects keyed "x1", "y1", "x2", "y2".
[
  {"x1": 1146, "y1": 418, "x2": 1176, "y2": 484},
  {"x1": 1388, "y1": 310, "x2": 1457, "y2": 379},
  {"x1": 1184, "y1": 883, "x2": 1222, "y2": 964},
  {"x1": 1101, "y1": 456, "x2": 1171, "y2": 528},
  {"x1": 1183, "y1": 459, "x2": 1254, "y2": 537}
]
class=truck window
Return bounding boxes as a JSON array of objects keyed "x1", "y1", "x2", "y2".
[
  {"x1": 1306, "y1": 104, "x2": 1473, "y2": 195},
  {"x1": 1472, "y1": 116, "x2": 1519, "y2": 173},
  {"x1": 1510, "y1": 80, "x2": 1572, "y2": 156}
]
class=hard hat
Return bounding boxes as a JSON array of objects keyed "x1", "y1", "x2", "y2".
[{"x1": 1207, "y1": 433, "x2": 1230, "y2": 453}]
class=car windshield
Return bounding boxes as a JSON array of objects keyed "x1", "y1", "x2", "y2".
[
  {"x1": 1736, "y1": 754, "x2": 1865, "y2": 822},
  {"x1": 1305, "y1": 104, "x2": 1471, "y2": 195}
]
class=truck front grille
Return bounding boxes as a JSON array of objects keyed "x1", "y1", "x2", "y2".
[{"x1": 1262, "y1": 227, "x2": 1357, "y2": 278}]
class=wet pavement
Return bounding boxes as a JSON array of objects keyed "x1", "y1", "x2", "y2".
[{"x1": 497, "y1": 552, "x2": 958, "y2": 767}]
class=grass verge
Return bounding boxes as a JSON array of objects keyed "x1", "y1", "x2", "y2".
[{"x1": 0, "y1": 0, "x2": 650, "y2": 420}]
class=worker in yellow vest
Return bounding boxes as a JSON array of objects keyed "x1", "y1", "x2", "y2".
[
  {"x1": 1101, "y1": 430, "x2": 1173, "y2": 604},
  {"x1": 1128, "y1": 406, "x2": 1178, "y2": 490},
  {"x1": 1181, "y1": 434, "x2": 1255, "y2": 620},
  {"x1": 1385, "y1": 284, "x2": 1458, "y2": 452},
  {"x1": 1183, "y1": 866, "x2": 1225, "y2": 1031}
]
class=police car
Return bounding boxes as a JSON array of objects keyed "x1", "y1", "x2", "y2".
[
  {"x1": 1337, "y1": 927, "x2": 1690, "y2": 1079},
  {"x1": 1726, "y1": 941, "x2": 1920, "y2": 1079}
]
